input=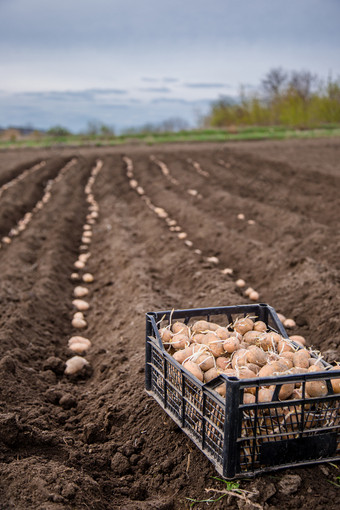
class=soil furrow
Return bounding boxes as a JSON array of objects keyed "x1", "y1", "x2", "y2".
[
  {"x1": 0, "y1": 140, "x2": 339, "y2": 510},
  {"x1": 0, "y1": 157, "x2": 71, "y2": 240}
]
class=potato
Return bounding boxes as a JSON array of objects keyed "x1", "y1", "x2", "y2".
[
  {"x1": 159, "y1": 327, "x2": 172, "y2": 343},
  {"x1": 74, "y1": 286, "x2": 89, "y2": 298},
  {"x1": 253, "y1": 321, "x2": 267, "y2": 333},
  {"x1": 197, "y1": 353, "x2": 215, "y2": 371},
  {"x1": 223, "y1": 336, "x2": 240, "y2": 354},
  {"x1": 216, "y1": 357, "x2": 231, "y2": 370},
  {"x1": 215, "y1": 384, "x2": 226, "y2": 397},
  {"x1": 215, "y1": 327, "x2": 230, "y2": 340},
  {"x1": 173, "y1": 345, "x2": 196, "y2": 364},
  {"x1": 72, "y1": 317, "x2": 87, "y2": 329},
  {"x1": 72, "y1": 299, "x2": 90, "y2": 311},
  {"x1": 290, "y1": 366, "x2": 308, "y2": 375},
  {"x1": 82, "y1": 273, "x2": 94, "y2": 283},
  {"x1": 170, "y1": 334, "x2": 190, "y2": 350},
  {"x1": 278, "y1": 383, "x2": 295, "y2": 400},
  {"x1": 289, "y1": 366, "x2": 308, "y2": 387},
  {"x1": 245, "y1": 362, "x2": 260, "y2": 374},
  {"x1": 258, "y1": 361, "x2": 286, "y2": 378},
  {"x1": 280, "y1": 351, "x2": 294, "y2": 363},
  {"x1": 237, "y1": 367, "x2": 257, "y2": 379},
  {"x1": 204, "y1": 367, "x2": 219, "y2": 383},
  {"x1": 289, "y1": 335, "x2": 306, "y2": 346},
  {"x1": 279, "y1": 358, "x2": 294, "y2": 370},
  {"x1": 73, "y1": 312, "x2": 84, "y2": 320},
  {"x1": 69, "y1": 342, "x2": 91, "y2": 354},
  {"x1": 237, "y1": 367, "x2": 257, "y2": 394},
  {"x1": 206, "y1": 322, "x2": 220, "y2": 331},
  {"x1": 306, "y1": 365, "x2": 328, "y2": 397},
  {"x1": 330, "y1": 366, "x2": 340, "y2": 394},
  {"x1": 231, "y1": 348, "x2": 248, "y2": 369},
  {"x1": 244, "y1": 287, "x2": 254, "y2": 297},
  {"x1": 65, "y1": 356, "x2": 89, "y2": 375},
  {"x1": 277, "y1": 338, "x2": 295, "y2": 353},
  {"x1": 258, "y1": 332, "x2": 281, "y2": 351},
  {"x1": 243, "y1": 330, "x2": 263, "y2": 345},
  {"x1": 308, "y1": 358, "x2": 324, "y2": 368},
  {"x1": 235, "y1": 279, "x2": 246, "y2": 287},
  {"x1": 223, "y1": 368, "x2": 237, "y2": 377},
  {"x1": 307, "y1": 364, "x2": 324, "y2": 373},
  {"x1": 243, "y1": 393, "x2": 256, "y2": 404},
  {"x1": 172, "y1": 322, "x2": 189, "y2": 336},
  {"x1": 183, "y1": 361, "x2": 204, "y2": 382},
  {"x1": 191, "y1": 333, "x2": 204, "y2": 344},
  {"x1": 207, "y1": 334, "x2": 225, "y2": 357},
  {"x1": 306, "y1": 379, "x2": 328, "y2": 397},
  {"x1": 191, "y1": 320, "x2": 210, "y2": 333},
  {"x1": 234, "y1": 317, "x2": 253, "y2": 335},
  {"x1": 246, "y1": 346, "x2": 267, "y2": 367},
  {"x1": 284, "y1": 318, "x2": 296, "y2": 329},
  {"x1": 293, "y1": 349, "x2": 310, "y2": 369},
  {"x1": 291, "y1": 388, "x2": 303, "y2": 399},
  {"x1": 249, "y1": 291, "x2": 259, "y2": 301},
  {"x1": 191, "y1": 320, "x2": 218, "y2": 333},
  {"x1": 258, "y1": 388, "x2": 274, "y2": 402}
]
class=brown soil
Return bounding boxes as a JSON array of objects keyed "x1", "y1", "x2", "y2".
[{"x1": 0, "y1": 138, "x2": 339, "y2": 510}]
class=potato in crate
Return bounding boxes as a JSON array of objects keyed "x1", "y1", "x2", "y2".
[{"x1": 145, "y1": 304, "x2": 340, "y2": 478}]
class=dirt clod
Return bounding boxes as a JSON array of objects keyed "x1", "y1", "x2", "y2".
[
  {"x1": 278, "y1": 474, "x2": 302, "y2": 495},
  {"x1": 0, "y1": 412, "x2": 20, "y2": 446},
  {"x1": 43, "y1": 356, "x2": 66, "y2": 375},
  {"x1": 110, "y1": 452, "x2": 130, "y2": 475},
  {"x1": 59, "y1": 393, "x2": 77, "y2": 409}
]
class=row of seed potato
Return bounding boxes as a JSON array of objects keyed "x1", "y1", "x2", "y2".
[
  {"x1": 65, "y1": 160, "x2": 103, "y2": 375},
  {"x1": 1, "y1": 159, "x2": 76, "y2": 248}
]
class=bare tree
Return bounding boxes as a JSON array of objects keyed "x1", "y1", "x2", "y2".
[
  {"x1": 262, "y1": 68, "x2": 288, "y2": 98},
  {"x1": 289, "y1": 70, "x2": 318, "y2": 102}
]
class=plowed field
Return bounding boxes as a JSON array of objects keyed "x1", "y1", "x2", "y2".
[{"x1": 0, "y1": 138, "x2": 339, "y2": 509}]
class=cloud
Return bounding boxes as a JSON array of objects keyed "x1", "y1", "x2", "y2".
[
  {"x1": 185, "y1": 82, "x2": 229, "y2": 89},
  {"x1": 163, "y1": 77, "x2": 178, "y2": 83},
  {"x1": 20, "y1": 88, "x2": 128, "y2": 101},
  {"x1": 141, "y1": 77, "x2": 159, "y2": 82},
  {"x1": 151, "y1": 97, "x2": 213, "y2": 106},
  {"x1": 138, "y1": 87, "x2": 171, "y2": 93},
  {"x1": 151, "y1": 97, "x2": 190, "y2": 104}
]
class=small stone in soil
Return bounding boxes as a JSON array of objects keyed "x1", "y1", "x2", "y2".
[
  {"x1": 278, "y1": 474, "x2": 302, "y2": 495},
  {"x1": 59, "y1": 394, "x2": 77, "y2": 410}
]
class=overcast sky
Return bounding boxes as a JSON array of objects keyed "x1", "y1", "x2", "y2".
[{"x1": 1, "y1": 0, "x2": 339, "y2": 132}]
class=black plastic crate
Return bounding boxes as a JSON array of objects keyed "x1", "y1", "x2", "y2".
[{"x1": 145, "y1": 303, "x2": 340, "y2": 478}]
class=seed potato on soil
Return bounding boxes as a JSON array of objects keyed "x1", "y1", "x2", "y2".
[{"x1": 0, "y1": 140, "x2": 339, "y2": 510}]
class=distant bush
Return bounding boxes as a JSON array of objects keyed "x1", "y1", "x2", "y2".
[
  {"x1": 85, "y1": 121, "x2": 115, "y2": 137},
  {"x1": 122, "y1": 117, "x2": 190, "y2": 135},
  {"x1": 47, "y1": 126, "x2": 71, "y2": 137},
  {"x1": 205, "y1": 69, "x2": 340, "y2": 129}
]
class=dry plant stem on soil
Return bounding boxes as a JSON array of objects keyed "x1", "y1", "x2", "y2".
[{"x1": 187, "y1": 478, "x2": 262, "y2": 509}]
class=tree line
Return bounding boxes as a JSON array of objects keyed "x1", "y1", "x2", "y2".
[{"x1": 205, "y1": 69, "x2": 340, "y2": 129}]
